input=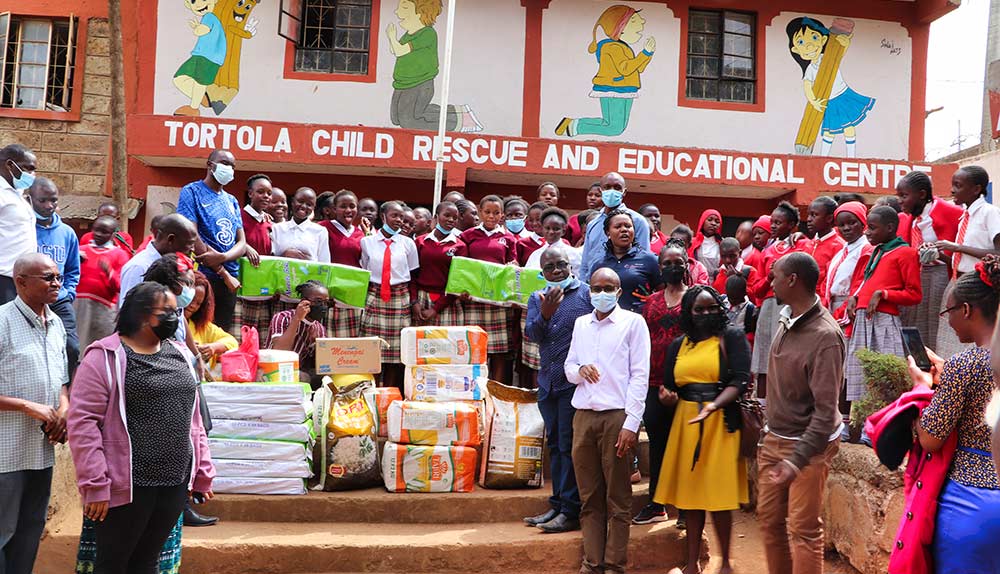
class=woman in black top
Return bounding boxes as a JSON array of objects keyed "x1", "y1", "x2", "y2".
[{"x1": 595, "y1": 209, "x2": 661, "y2": 313}]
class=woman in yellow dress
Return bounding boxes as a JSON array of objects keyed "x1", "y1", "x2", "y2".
[
  {"x1": 654, "y1": 285, "x2": 750, "y2": 574},
  {"x1": 185, "y1": 271, "x2": 238, "y2": 380}
]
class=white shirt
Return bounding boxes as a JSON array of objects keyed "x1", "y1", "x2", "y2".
[
  {"x1": 328, "y1": 219, "x2": 355, "y2": 238},
  {"x1": 525, "y1": 242, "x2": 582, "y2": 277},
  {"x1": 957, "y1": 196, "x2": 1000, "y2": 273},
  {"x1": 0, "y1": 178, "x2": 36, "y2": 277},
  {"x1": 697, "y1": 236, "x2": 720, "y2": 276},
  {"x1": 243, "y1": 204, "x2": 266, "y2": 223},
  {"x1": 360, "y1": 232, "x2": 419, "y2": 285},
  {"x1": 740, "y1": 245, "x2": 755, "y2": 261},
  {"x1": 271, "y1": 218, "x2": 331, "y2": 263},
  {"x1": 913, "y1": 200, "x2": 939, "y2": 244},
  {"x1": 805, "y1": 55, "x2": 847, "y2": 98},
  {"x1": 827, "y1": 236, "x2": 870, "y2": 298},
  {"x1": 564, "y1": 306, "x2": 650, "y2": 433},
  {"x1": 119, "y1": 243, "x2": 163, "y2": 307}
]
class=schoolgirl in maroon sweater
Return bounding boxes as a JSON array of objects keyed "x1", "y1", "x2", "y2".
[{"x1": 414, "y1": 201, "x2": 468, "y2": 326}]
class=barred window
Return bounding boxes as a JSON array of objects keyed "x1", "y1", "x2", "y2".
[
  {"x1": 281, "y1": 0, "x2": 372, "y2": 75},
  {"x1": 0, "y1": 13, "x2": 77, "y2": 112},
  {"x1": 685, "y1": 10, "x2": 755, "y2": 104}
]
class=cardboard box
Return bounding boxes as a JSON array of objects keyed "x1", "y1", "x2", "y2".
[{"x1": 316, "y1": 337, "x2": 385, "y2": 374}]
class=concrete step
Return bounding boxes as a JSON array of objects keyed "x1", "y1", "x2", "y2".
[{"x1": 199, "y1": 482, "x2": 654, "y2": 524}]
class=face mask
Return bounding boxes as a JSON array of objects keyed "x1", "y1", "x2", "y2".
[
  {"x1": 601, "y1": 189, "x2": 623, "y2": 208},
  {"x1": 692, "y1": 312, "x2": 728, "y2": 335},
  {"x1": 34, "y1": 210, "x2": 50, "y2": 221},
  {"x1": 382, "y1": 225, "x2": 399, "y2": 237},
  {"x1": 8, "y1": 161, "x2": 34, "y2": 191},
  {"x1": 151, "y1": 312, "x2": 180, "y2": 341},
  {"x1": 505, "y1": 218, "x2": 525, "y2": 234},
  {"x1": 546, "y1": 276, "x2": 573, "y2": 290},
  {"x1": 435, "y1": 224, "x2": 450, "y2": 235},
  {"x1": 590, "y1": 290, "x2": 619, "y2": 313},
  {"x1": 661, "y1": 266, "x2": 685, "y2": 285},
  {"x1": 308, "y1": 301, "x2": 329, "y2": 321},
  {"x1": 176, "y1": 286, "x2": 195, "y2": 309},
  {"x1": 212, "y1": 163, "x2": 235, "y2": 186}
]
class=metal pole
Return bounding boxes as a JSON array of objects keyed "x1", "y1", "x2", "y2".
[{"x1": 432, "y1": 0, "x2": 457, "y2": 210}]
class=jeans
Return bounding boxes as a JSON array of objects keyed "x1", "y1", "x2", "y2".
[
  {"x1": 94, "y1": 484, "x2": 189, "y2": 574},
  {"x1": 932, "y1": 477, "x2": 1000, "y2": 574},
  {"x1": 0, "y1": 467, "x2": 54, "y2": 574},
  {"x1": 538, "y1": 386, "x2": 580, "y2": 519},
  {"x1": 208, "y1": 277, "x2": 236, "y2": 333},
  {"x1": 644, "y1": 386, "x2": 675, "y2": 504},
  {"x1": 50, "y1": 296, "x2": 80, "y2": 378}
]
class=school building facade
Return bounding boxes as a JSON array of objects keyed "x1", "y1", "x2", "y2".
[{"x1": 3, "y1": 0, "x2": 961, "y2": 235}]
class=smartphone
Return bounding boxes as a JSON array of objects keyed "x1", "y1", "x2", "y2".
[{"x1": 901, "y1": 327, "x2": 932, "y2": 372}]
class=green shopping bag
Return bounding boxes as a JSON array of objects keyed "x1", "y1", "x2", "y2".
[
  {"x1": 327, "y1": 263, "x2": 371, "y2": 309},
  {"x1": 445, "y1": 257, "x2": 546, "y2": 307}
]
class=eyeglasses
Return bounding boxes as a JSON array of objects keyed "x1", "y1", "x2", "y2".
[
  {"x1": 939, "y1": 303, "x2": 965, "y2": 317},
  {"x1": 21, "y1": 273, "x2": 63, "y2": 284},
  {"x1": 541, "y1": 261, "x2": 570, "y2": 273},
  {"x1": 590, "y1": 285, "x2": 619, "y2": 294}
]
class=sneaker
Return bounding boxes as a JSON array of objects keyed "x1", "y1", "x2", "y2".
[{"x1": 632, "y1": 503, "x2": 667, "y2": 525}]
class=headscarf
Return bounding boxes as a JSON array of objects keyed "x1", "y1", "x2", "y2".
[
  {"x1": 175, "y1": 252, "x2": 195, "y2": 273},
  {"x1": 833, "y1": 201, "x2": 868, "y2": 229},
  {"x1": 689, "y1": 209, "x2": 722, "y2": 258}
]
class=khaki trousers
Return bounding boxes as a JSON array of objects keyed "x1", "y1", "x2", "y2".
[
  {"x1": 757, "y1": 433, "x2": 839, "y2": 574},
  {"x1": 572, "y1": 409, "x2": 632, "y2": 574}
]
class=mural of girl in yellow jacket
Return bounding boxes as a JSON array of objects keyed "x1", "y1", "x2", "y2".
[{"x1": 555, "y1": 5, "x2": 655, "y2": 138}]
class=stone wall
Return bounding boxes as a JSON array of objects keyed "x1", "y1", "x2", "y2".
[
  {"x1": 0, "y1": 17, "x2": 112, "y2": 220},
  {"x1": 825, "y1": 443, "x2": 906, "y2": 574}
]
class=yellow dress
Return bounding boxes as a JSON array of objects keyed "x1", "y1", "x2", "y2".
[{"x1": 652, "y1": 337, "x2": 748, "y2": 511}]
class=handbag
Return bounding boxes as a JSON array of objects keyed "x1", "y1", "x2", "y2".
[{"x1": 719, "y1": 333, "x2": 765, "y2": 459}]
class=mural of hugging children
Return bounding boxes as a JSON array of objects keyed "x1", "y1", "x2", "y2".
[
  {"x1": 787, "y1": 17, "x2": 875, "y2": 158},
  {"x1": 386, "y1": 0, "x2": 483, "y2": 133},
  {"x1": 555, "y1": 5, "x2": 654, "y2": 139},
  {"x1": 173, "y1": 0, "x2": 227, "y2": 117}
]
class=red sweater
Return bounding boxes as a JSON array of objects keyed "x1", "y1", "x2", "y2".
[
  {"x1": 516, "y1": 234, "x2": 546, "y2": 266},
  {"x1": 81, "y1": 231, "x2": 134, "y2": 255},
  {"x1": 712, "y1": 264, "x2": 759, "y2": 305},
  {"x1": 752, "y1": 238, "x2": 812, "y2": 300},
  {"x1": 241, "y1": 208, "x2": 272, "y2": 256},
  {"x1": 416, "y1": 233, "x2": 468, "y2": 314},
  {"x1": 856, "y1": 246, "x2": 922, "y2": 315},
  {"x1": 320, "y1": 221, "x2": 365, "y2": 267},
  {"x1": 460, "y1": 226, "x2": 517, "y2": 264},
  {"x1": 811, "y1": 231, "x2": 846, "y2": 302},
  {"x1": 650, "y1": 230, "x2": 668, "y2": 257},
  {"x1": 77, "y1": 244, "x2": 130, "y2": 307}
]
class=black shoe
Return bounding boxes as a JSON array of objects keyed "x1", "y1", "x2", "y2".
[
  {"x1": 184, "y1": 505, "x2": 219, "y2": 527},
  {"x1": 538, "y1": 513, "x2": 580, "y2": 533},
  {"x1": 676, "y1": 515, "x2": 687, "y2": 530},
  {"x1": 632, "y1": 503, "x2": 667, "y2": 525},
  {"x1": 523, "y1": 508, "x2": 559, "y2": 527}
]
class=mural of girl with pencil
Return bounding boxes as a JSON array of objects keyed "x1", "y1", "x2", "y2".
[
  {"x1": 555, "y1": 5, "x2": 655, "y2": 138},
  {"x1": 787, "y1": 17, "x2": 875, "y2": 158}
]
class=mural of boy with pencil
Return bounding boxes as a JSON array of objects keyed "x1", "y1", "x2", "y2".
[
  {"x1": 787, "y1": 17, "x2": 875, "y2": 157},
  {"x1": 386, "y1": 0, "x2": 483, "y2": 133},
  {"x1": 555, "y1": 5, "x2": 655, "y2": 139}
]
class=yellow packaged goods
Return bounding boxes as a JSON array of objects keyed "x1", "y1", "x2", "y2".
[
  {"x1": 257, "y1": 350, "x2": 299, "y2": 382},
  {"x1": 316, "y1": 380, "x2": 381, "y2": 491},
  {"x1": 480, "y1": 381, "x2": 544, "y2": 489},
  {"x1": 403, "y1": 365, "x2": 487, "y2": 402},
  {"x1": 315, "y1": 337, "x2": 384, "y2": 374},
  {"x1": 386, "y1": 400, "x2": 481, "y2": 446},
  {"x1": 399, "y1": 327, "x2": 489, "y2": 365},
  {"x1": 381, "y1": 442, "x2": 477, "y2": 493}
]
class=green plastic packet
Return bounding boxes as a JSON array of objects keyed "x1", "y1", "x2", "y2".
[
  {"x1": 444, "y1": 257, "x2": 546, "y2": 307},
  {"x1": 238, "y1": 256, "x2": 371, "y2": 309}
]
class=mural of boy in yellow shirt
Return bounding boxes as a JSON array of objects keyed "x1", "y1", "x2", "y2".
[{"x1": 173, "y1": 0, "x2": 227, "y2": 117}]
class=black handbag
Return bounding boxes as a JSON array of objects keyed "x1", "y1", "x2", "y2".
[{"x1": 718, "y1": 334, "x2": 764, "y2": 459}]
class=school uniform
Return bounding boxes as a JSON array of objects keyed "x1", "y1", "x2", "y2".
[
  {"x1": 712, "y1": 260, "x2": 759, "y2": 305},
  {"x1": 825, "y1": 236, "x2": 873, "y2": 337},
  {"x1": 524, "y1": 240, "x2": 580, "y2": 275},
  {"x1": 415, "y1": 232, "x2": 467, "y2": 327},
  {"x1": 271, "y1": 218, "x2": 331, "y2": 263},
  {"x1": 845, "y1": 241, "x2": 922, "y2": 401},
  {"x1": 360, "y1": 232, "x2": 420, "y2": 364},
  {"x1": 460, "y1": 225, "x2": 517, "y2": 355},
  {"x1": 899, "y1": 198, "x2": 962, "y2": 352},
  {"x1": 650, "y1": 230, "x2": 668, "y2": 257},
  {"x1": 937, "y1": 196, "x2": 1000, "y2": 359},
  {"x1": 320, "y1": 220, "x2": 366, "y2": 337},
  {"x1": 690, "y1": 210, "x2": 722, "y2": 278},
  {"x1": 810, "y1": 230, "x2": 846, "y2": 303},
  {"x1": 237, "y1": 205, "x2": 274, "y2": 336},
  {"x1": 516, "y1": 233, "x2": 547, "y2": 267},
  {"x1": 750, "y1": 237, "x2": 812, "y2": 375}
]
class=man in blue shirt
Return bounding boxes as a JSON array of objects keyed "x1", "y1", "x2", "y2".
[
  {"x1": 172, "y1": 0, "x2": 227, "y2": 116},
  {"x1": 579, "y1": 172, "x2": 650, "y2": 282},
  {"x1": 30, "y1": 177, "x2": 80, "y2": 374},
  {"x1": 177, "y1": 149, "x2": 246, "y2": 333},
  {"x1": 524, "y1": 244, "x2": 593, "y2": 534}
]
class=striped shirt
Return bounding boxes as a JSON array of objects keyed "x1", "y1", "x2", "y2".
[
  {"x1": 267, "y1": 310, "x2": 327, "y2": 369},
  {"x1": 525, "y1": 280, "x2": 594, "y2": 396}
]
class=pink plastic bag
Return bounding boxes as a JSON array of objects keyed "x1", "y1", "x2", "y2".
[{"x1": 220, "y1": 326, "x2": 260, "y2": 382}]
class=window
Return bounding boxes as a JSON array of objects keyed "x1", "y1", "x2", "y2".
[
  {"x1": 281, "y1": 0, "x2": 372, "y2": 75},
  {"x1": 685, "y1": 10, "x2": 755, "y2": 104},
  {"x1": 0, "y1": 13, "x2": 77, "y2": 112}
]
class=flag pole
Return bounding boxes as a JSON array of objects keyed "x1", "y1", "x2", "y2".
[{"x1": 432, "y1": 0, "x2": 457, "y2": 210}]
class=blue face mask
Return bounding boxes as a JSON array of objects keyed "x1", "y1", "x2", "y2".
[
  {"x1": 590, "y1": 290, "x2": 619, "y2": 313},
  {"x1": 8, "y1": 161, "x2": 34, "y2": 191},
  {"x1": 177, "y1": 286, "x2": 195, "y2": 309},
  {"x1": 601, "y1": 189, "x2": 624, "y2": 208},
  {"x1": 435, "y1": 224, "x2": 450, "y2": 235},
  {"x1": 546, "y1": 276, "x2": 574, "y2": 290},
  {"x1": 34, "y1": 210, "x2": 50, "y2": 220},
  {"x1": 505, "y1": 218, "x2": 526, "y2": 234},
  {"x1": 382, "y1": 224, "x2": 399, "y2": 237}
]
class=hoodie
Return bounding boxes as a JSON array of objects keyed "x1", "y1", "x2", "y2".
[
  {"x1": 67, "y1": 334, "x2": 214, "y2": 507},
  {"x1": 36, "y1": 212, "x2": 80, "y2": 301}
]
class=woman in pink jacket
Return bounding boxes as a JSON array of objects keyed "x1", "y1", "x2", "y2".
[{"x1": 68, "y1": 281, "x2": 215, "y2": 573}]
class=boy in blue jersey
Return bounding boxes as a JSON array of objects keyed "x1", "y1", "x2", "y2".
[{"x1": 173, "y1": 0, "x2": 226, "y2": 116}]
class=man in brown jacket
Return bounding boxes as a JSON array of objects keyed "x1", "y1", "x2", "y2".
[{"x1": 758, "y1": 252, "x2": 846, "y2": 574}]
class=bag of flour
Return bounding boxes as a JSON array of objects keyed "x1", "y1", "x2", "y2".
[
  {"x1": 386, "y1": 400, "x2": 480, "y2": 446},
  {"x1": 381, "y1": 442, "x2": 477, "y2": 493},
  {"x1": 316, "y1": 380, "x2": 381, "y2": 491},
  {"x1": 479, "y1": 380, "x2": 544, "y2": 489}
]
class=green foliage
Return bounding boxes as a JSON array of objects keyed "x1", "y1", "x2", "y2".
[{"x1": 851, "y1": 349, "x2": 912, "y2": 430}]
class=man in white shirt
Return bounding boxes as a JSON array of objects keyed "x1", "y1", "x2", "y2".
[
  {"x1": 565, "y1": 267, "x2": 649, "y2": 574},
  {"x1": 0, "y1": 144, "x2": 38, "y2": 305}
]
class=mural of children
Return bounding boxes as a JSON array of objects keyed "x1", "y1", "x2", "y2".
[
  {"x1": 386, "y1": 0, "x2": 483, "y2": 133},
  {"x1": 173, "y1": 0, "x2": 227, "y2": 117},
  {"x1": 787, "y1": 17, "x2": 875, "y2": 158},
  {"x1": 204, "y1": 0, "x2": 260, "y2": 115},
  {"x1": 555, "y1": 5, "x2": 655, "y2": 139}
]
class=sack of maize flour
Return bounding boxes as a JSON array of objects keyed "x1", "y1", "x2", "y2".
[
  {"x1": 206, "y1": 401, "x2": 312, "y2": 424},
  {"x1": 207, "y1": 438, "x2": 310, "y2": 461},
  {"x1": 386, "y1": 400, "x2": 480, "y2": 446},
  {"x1": 399, "y1": 326, "x2": 489, "y2": 365},
  {"x1": 316, "y1": 380, "x2": 381, "y2": 491},
  {"x1": 202, "y1": 381, "x2": 311, "y2": 406},
  {"x1": 213, "y1": 476, "x2": 307, "y2": 495},
  {"x1": 479, "y1": 380, "x2": 544, "y2": 489},
  {"x1": 381, "y1": 442, "x2": 477, "y2": 493},
  {"x1": 214, "y1": 458, "x2": 313, "y2": 479},
  {"x1": 361, "y1": 386, "x2": 402, "y2": 439},
  {"x1": 403, "y1": 364, "x2": 487, "y2": 402},
  {"x1": 209, "y1": 419, "x2": 315, "y2": 444}
]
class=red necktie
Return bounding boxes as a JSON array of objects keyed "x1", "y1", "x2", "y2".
[
  {"x1": 380, "y1": 239, "x2": 393, "y2": 302},
  {"x1": 952, "y1": 211, "x2": 969, "y2": 279},
  {"x1": 910, "y1": 216, "x2": 923, "y2": 248}
]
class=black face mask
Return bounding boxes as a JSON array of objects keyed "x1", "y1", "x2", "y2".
[
  {"x1": 692, "y1": 312, "x2": 728, "y2": 336},
  {"x1": 661, "y1": 266, "x2": 685, "y2": 285},
  {"x1": 151, "y1": 312, "x2": 179, "y2": 341},
  {"x1": 308, "y1": 302, "x2": 329, "y2": 321}
]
